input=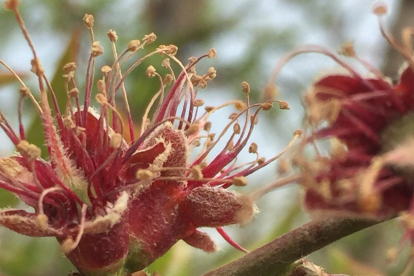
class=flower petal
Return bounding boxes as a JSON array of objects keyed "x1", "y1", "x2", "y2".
[
  {"x1": 184, "y1": 186, "x2": 256, "y2": 227},
  {"x1": 182, "y1": 230, "x2": 218, "y2": 253},
  {"x1": 0, "y1": 209, "x2": 62, "y2": 237}
]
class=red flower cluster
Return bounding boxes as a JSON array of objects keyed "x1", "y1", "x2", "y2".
[
  {"x1": 292, "y1": 3, "x2": 414, "y2": 235},
  {"x1": 0, "y1": 1, "x2": 294, "y2": 275}
]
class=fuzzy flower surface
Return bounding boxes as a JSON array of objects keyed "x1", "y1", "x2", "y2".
[{"x1": 0, "y1": 2, "x2": 294, "y2": 275}]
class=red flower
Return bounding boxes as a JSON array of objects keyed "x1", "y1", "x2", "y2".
[
  {"x1": 300, "y1": 66, "x2": 414, "y2": 217},
  {"x1": 294, "y1": 3, "x2": 414, "y2": 223},
  {"x1": 0, "y1": 2, "x2": 292, "y2": 275}
]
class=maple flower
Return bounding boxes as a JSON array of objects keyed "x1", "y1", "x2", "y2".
[
  {"x1": 266, "y1": 1, "x2": 414, "y2": 245},
  {"x1": 0, "y1": 1, "x2": 297, "y2": 275}
]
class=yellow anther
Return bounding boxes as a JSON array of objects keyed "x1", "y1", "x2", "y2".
[
  {"x1": 194, "y1": 99, "x2": 205, "y2": 107},
  {"x1": 248, "y1": 143, "x2": 258, "y2": 154},
  {"x1": 83, "y1": 14, "x2": 94, "y2": 29},
  {"x1": 234, "y1": 101, "x2": 246, "y2": 111},
  {"x1": 146, "y1": 65, "x2": 157, "y2": 78},
  {"x1": 63, "y1": 62, "x2": 77, "y2": 73},
  {"x1": 241, "y1": 81, "x2": 250, "y2": 93},
  {"x1": 208, "y1": 48, "x2": 217, "y2": 59},
  {"x1": 142, "y1": 33, "x2": 157, "y2": 44},
  {"x1": 128, "y1": 40, "x2": 141, "y2": 52},
  {"x1": 91, "y1": 41, "x2": 104, "y2": 57},
  {"x1": 233, "y1": 176, "x2": 248, "y2": 187},
  {"x1": 186, "y1": 123, "x2": 199, "y2": 136},
  {"x1": 136, "y1": 169, "x2": 154, "y2": 181},
  {"x1": 110, "y1": 133, "x2": 123, "y2": 149},
  {"x1": 191, "y1": 166, "x2": 203, "y2": 180},
  {"x1": 107, "y1": 29, "x2": 118, "y2": 42},
  {"x1": 36, "y1": 214, "x2": 49, "y2": 231},
  {"x1": 233, "y1": 123, "x2": 241, "y2": 134}
]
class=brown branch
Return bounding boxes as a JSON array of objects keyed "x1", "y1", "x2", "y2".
[{"x1": 203, "y1": 217, "x2": 384, "y2": 276}]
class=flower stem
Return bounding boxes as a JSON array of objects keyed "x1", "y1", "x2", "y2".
[{"x1": 203, "y1": 217, "x2": 384, "y2": 276}]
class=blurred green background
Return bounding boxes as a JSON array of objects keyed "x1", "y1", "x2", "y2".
[{"x1": 0, "y1": 0, "x2": 412, "y2": 275}]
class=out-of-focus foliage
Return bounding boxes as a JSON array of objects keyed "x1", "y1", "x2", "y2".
[{"x1": 0, "y1": 0, "x2": 410, "y2": 276}]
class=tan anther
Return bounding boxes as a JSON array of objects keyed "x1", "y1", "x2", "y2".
[
  {"x1": 359, "y1": 192, "x2": 381, "y2": 213},
  {"x1": 205, "y1": 106, "x2": 214, "y2": 112},
  {"x1": 76, "y1": 126, "x2": 86, "y2": 136},
  {"x1": 192, "y1": 140, "x2": 201, "y2": 147},
  {"x1": 257, "y1": 157, "x2": 266, "y2": 165},
  {"x1": 157, "y1": 45, "x2": 178, "y2": 55},
  {"x1": 62, "y1": 72, "x2": 75, "y2": 79},
  {"x1": 163, "y1": 74, "x2": 173, "y2": 85},
  {"x1": 97, "y1": 80, "x2": 105, "y2": 93},
  {"x1": 248, "y1": 143, "x2": 258, "y2": 154},
  {"x1": 208, "y1": 133, "x2": 216, "y2": 141},
  {"x1": 188, "y1": 57, "x2": 197, "y2": 63},
  {"x1": 228, "y1": 113, "x2": 238, "y2": 120},
  {"x1": 233, "y1": 176, "x2": 248, "y2": 187},
  {"x1": 4, "y1": 0, "x2": 19, "y2": 10},
  {"x1": 101, "y1": 65, "x2": 112, "y2": 74},
  {"x1": 208, "y1": 48, "x2": 217, "y2": 59},
  {"x1": 162, "y1": 58, "x2": 170, "y2": 68},
  {"x1": 146, "y1": 66, "x2": 157, "y2": 78},
  {"x1": 279, "y1": 101, "x2": 290, "y2": 110},
  {"x1": 110, "y1": 133, "x2": 123, "y2": 149},
  {"x1": 261, "y1": 102, "x2": 273, "y2": 111},
  {"x1": 30, "y1": 58, "x2": 44, "y2": 76},
  {"x1": 36, "y1": 214, "x2": 49, "y2": 230},
  {"x1": 207, "y1": 67, "x2": 217, "y2": 79},
  {"x1": 83, "y1": 14, "x2": 94, "y2": 29},
  {"x1": 241, "y1": 81, "x2": 250, "y2": 94},
  {"x1": 95, "y1": 93, "x2": 107, "y2": 104},
  {"x1": 91, "y1": 41, "x2": 104, "y2": 57},
  {"x1": 203, "y1": 121, "x2": 212, "y2": 132},
  {"x1": 372, "y1": 2, "x2": 387, "y2": 15},
  {"x1": 234, "y1": 101, "x2": 246, "y2": 111},
  {"x1": 63, "y1": 62, "x2": 77, "y2": 73},
  {"x1": 142, "y1": 33, "x2": 157, "y2": 44},
  {"x1": 191, "y1": 166, "x2": 203, "y2": 180},
  {"x1": 136, "y1": 169, "x2": 154, "y2": 181},
  {"x1": 128, "y1": 40, "x2": 141, "y2": 52},
  {"x1": 19, "y1": 87, "x2": 30, "y2": 97},
  {"x1": 200, "y1": 80, "x2": 208, "y2": 89},
  {"x1": 68, "y1": 88, "x2": 79, "y2": 97},
  {"x1": 194, "y1": 99, "x2": 205, "y2": 107},
  {"x1": 199, "y1": 162, "x2": 208, "y2": 169},
  {"x1": 264, "y1": 84, "x2": 279, "y2": 101},
  {"x1": 17, "y1": 140, "x2": 41, "y2": 160},
  {"x1": 186, "y1": 123, "x2": 199, "y2": 136},
  {"x1": 233, "y1": 123, "x2": 241, "y2": 134},
  {"x1": 325, "y1": 99, "x2": 341, "y2": 123},
  {"x1": 251, "y1": 115, "x2": 259, "y2": 125},
  {"x1": 63, "y1": 117, "x2": 76, "y2": 130},
  {"x1": 319, "y1": 178, "x2": 332, "y2": 200},
  {"x1": 339, "y1": 41, "x2": 355, "y2": 57},
  {"x1": 61, "y1": 237, "x2": 76, "y2": 254},
  {"x1": 191, "y1": 75, "x2": 202, "y2": 86},
  {"x1": 293, "y1": 129, "x2": 303, "y2": 136},
  {"x1": 107, "y1": 29, "x2": 118, "y2": 42}
]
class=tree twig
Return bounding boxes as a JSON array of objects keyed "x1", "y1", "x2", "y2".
[{"x1": 203, "y1": 217, "x2": 384, "y2": 276}]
